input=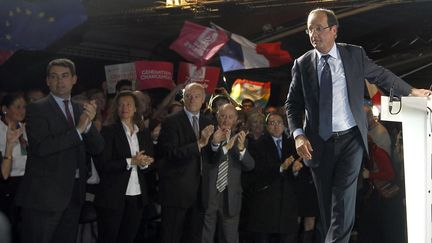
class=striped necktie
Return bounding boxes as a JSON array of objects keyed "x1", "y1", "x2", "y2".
[{"x1": 216, "y1": 155, "x2": 228, "y2": 192}]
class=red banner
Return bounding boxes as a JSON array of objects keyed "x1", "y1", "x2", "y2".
[
  {"x1": 135, "y1": 61, "x2": 174, "y2": 90},
  {"x1": 177, "y1": 62, "x2": 220, "y2": 93},
  {"x1": 170, "y1": 21, "x2": 228, "y2": 66}
]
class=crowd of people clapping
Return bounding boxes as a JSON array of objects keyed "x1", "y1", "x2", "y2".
[{"x1": 0, "y1": 59, "x2": 407, "y2": 243}]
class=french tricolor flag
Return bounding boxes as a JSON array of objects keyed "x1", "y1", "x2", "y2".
[
  {"x1": 365, "y1": 79, "x2": 382, "y2": 106},
  {"x1": 219, "y1": 33, "x2": 292, "y2": 72}
]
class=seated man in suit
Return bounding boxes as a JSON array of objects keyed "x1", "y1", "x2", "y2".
[{"x1": 202, "y1": 103, "x2": 255, "y2": 243}]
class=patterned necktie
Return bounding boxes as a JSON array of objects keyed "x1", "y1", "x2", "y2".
[
  {"x1": 192, "y1": 115, "x2": 199, "y2": 139},
  {"x1": 63, "y1": 100, "x2": 74, "y2": 127},
  {"x1": 216, "y1": 157, "x2": 229, "y2": 192},
  {"x1": 319, "y1": 55, "x2": 333, "y2": 141},
  {"x1": 276, "y1": 139, "x2": 282, "y2": 159}
]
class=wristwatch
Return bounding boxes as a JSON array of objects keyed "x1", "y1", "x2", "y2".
[{"x1": 3, "y1": 156, "x2": 12, "y2": 160}]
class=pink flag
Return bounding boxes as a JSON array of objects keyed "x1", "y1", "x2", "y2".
[
  {"x1": 135, "y1": 61, "x2": 175, "y2": 90},
  {"x1": 170, "y1": 21, "x2": 228, "y2": 66},
  {"x1": 177, "y1": 62, "x2": 220, "y2": 94}
]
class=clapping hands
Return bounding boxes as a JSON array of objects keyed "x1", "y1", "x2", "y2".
[
  {"x1": 77, "y1": 100, "x2": 97, "y2": 133},
  {"x1": 281, "y1": 156, "x2": 303, "y2": 173},
  {"x1": 131, "y1": 151, "x2": 154, "y2": 167},
  {"x1": 222, "y1": 130, "x2": 247, "y2": 152},
  {"x1": 6, "y1": 124, "x2": 24, "y2": 146}
]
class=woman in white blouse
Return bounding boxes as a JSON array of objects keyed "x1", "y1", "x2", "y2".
[
  {"x1": 94, "y1": 91, "x2": 154, "y2": 243},
  {"x1": 0, "y1": 92, "x2": 27, "y2": 241}
]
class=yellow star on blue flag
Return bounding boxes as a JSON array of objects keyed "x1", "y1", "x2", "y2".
[{"x1": 0, "y1": 0, "x2": 87, "y2": 50}]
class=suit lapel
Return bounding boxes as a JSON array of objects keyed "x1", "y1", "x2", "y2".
[
  {"x1": 264, "y1": 135, "x2": 280, "y2": 162},
  {"x1": 281, "y1": 136, "x2": 290, "y2": 160},
  {"x1": 198, "y1": 112, "x2": 208, "y2": 133},
  {"x1": 306, "y1": 51, "x2": 320, "y2": 101},
  {"x1": 137, "y1": 129, "x2": 150, "y2": 153},
  {"x1": 180, "y1": 110, "x2": 199, "y2": 140},
  {"x1": 337, "y1": 44, "x2": 354, "y2": 97},
  {"x1": 71, "y1": 101, "x2": 81, "y2": 126},
  {"x1": 47, "y1": 95, "x2": 70, "y2": 127},
  {"x1": 115, "y1": 122, "x2": 133, "y2": 157},
  {"x1": 137, "y1": 130, "x2": 144, "y2": 152}
]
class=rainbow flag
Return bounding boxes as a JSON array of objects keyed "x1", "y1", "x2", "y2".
[{"x1": 230, "y1": 79, "x2": 271, "y2": 108}]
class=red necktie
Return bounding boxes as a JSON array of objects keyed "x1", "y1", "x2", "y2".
[{"x1": 63, "y1": 100, "x2": 75, "y2": 127}]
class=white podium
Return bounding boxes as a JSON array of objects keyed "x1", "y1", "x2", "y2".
[{"x1": 381, "y1": 96, "x2": 432, "y2": 243}]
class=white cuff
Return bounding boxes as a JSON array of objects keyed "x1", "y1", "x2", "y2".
[{"x1": 126, "y1": 158, "x2": 132, "y2": 170}]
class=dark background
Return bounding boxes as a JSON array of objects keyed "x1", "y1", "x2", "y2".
[{"x1": 1, "y1": 0, "x2": 431, "y2": 106}]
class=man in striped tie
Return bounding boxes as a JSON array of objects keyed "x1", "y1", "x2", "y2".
[{"x1": 201, "y1": 104, "x2": 255, "y2": 243}]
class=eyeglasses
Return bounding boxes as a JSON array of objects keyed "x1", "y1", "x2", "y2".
[
  {"x1": 267, "y1": 121, "x2": 283, "y2": 126},
  {"x1": 48, "y1": 73, "x2": 72, "y2": 80},
  {"x1": 305, "y1": 26, "x2": 331, "y2": 35}
]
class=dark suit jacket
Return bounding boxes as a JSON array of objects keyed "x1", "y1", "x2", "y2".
[
  {"x1": 202, "y1": 139, "x2": 255, "y2": 217},
  {"x1": 16, "y1": 95, "x2": 104, "y2": 211},
  {"x1": 244, "y1": 133, "x2": 298, "y2": 233},
  {"x1": 285, "y1": 43, "x2": 412, "y2": 167},
  {"x1": 158, "y1": 110, "x2": 213, "y2": 208},
  {"x1": 94, "y1": 122, "x2": 154, "y2": 209}
]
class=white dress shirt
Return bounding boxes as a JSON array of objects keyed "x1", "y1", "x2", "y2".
[
  {"x1": 316, "y1": 43, "x2": 356, "y2": 132},
  {"x1": 122, "y1": 122, "x2": 143, "y2": 196},
  {"x1": 0, "y1": 120, "x2": 27, "y2": 177},
  {"x1": 272, "y1": 136, "x2": 298, "y2": 176},
  {"x1": 183, "y1": 107, "x2": 200, "y2": 130},
  {"x1": 293, "y1": 43, "x2": 356, "y2": 138}
]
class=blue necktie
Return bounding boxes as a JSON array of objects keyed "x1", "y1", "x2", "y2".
[
  {"x1": 276, "y1": 139, "x2": 282, "y2": 159},
  {"x1": 319, "y1": 55, "x2": 333, "y2": 141}
]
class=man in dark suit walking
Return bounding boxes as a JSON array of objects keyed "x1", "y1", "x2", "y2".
[
  {"x1": 285, "y1": 8, "x2": 431, "y2": 243},
  {"x1": 201, "y1": 104, "x2": 254, "y2": 243},
  {"x1": 15, "y1": 58, "x2": 104, "y2": 243},
  {"x1": 158, "y1": 82, "x2": 214, "y2": 243}
]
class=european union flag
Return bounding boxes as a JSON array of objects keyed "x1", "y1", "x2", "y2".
[{"x1": 0, "y1": 0, "x2": 87, "y2": 50}]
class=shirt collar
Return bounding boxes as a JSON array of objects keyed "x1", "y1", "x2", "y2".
[
  {"x1": 121, "y1": 121, "x2": 139, "y2": 135},
  {"x1": 183, "y1": 107, "x2": 200, "y2": 121},
  {"x1": 50, "y1": 93, "x2": 73, "y2": 113},
  {"x1": 51, "y1": 93, "x2": 71, "y2": 103},
  {"x1": 271, "y1": 135, "x2": 283, "y2": 143},
  {"x1": 315, "y1": 43, "x2": 339, "y2": 60}
]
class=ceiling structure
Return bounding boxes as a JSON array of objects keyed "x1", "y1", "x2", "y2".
[{"x1": 1, "y1": 0, "x2": 431, "y2": 96}]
